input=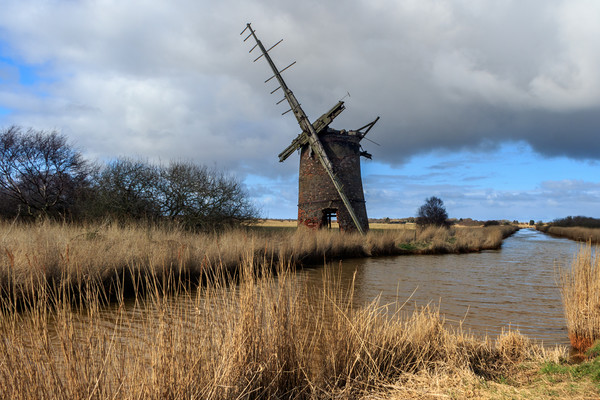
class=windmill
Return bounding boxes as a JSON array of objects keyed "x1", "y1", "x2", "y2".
[{"x1": 241, "y1": 23, "x2": 378, "y2": 234}]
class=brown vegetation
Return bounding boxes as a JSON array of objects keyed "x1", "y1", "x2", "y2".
[
  {"x1": 0, "y1": 220, "x2": 517, "y2": 306},
  {"x1": 539, "y1": 226, "x2": 600, "y2": 244},
  {"x1": 557, "y1": 242, "x2": 600, "y2": 351},
  {"x1": 3, "y1": 221, "x2": 599, "y2": 398},
  {"x1": 0, "y1": 258, "x2": 566, "y2": 399}
]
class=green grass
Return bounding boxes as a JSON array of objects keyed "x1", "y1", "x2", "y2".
[
  {"x1": 541, "y1": 357, "x2": 600, "y2": 385},
  {"x1": 586, "y1": 340, "x2": 600, "y2": 358},
  {"x1": 397, "y1": 243, "x2": 418, "y2": 251}
]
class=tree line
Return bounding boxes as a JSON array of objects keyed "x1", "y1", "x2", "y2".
[
  {"x1": 0, "y1": 126, "x2": 258, "y2": 229},
  {"x1": 550, "y1": 216, "x2": 600, "y2": 229}
]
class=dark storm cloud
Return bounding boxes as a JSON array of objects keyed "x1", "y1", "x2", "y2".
[
  {"x1": 514, "y1": 109, "x2": 600, "y2": 159},
  {"x1": 0, "y1": 0, "x2": 599, "y2": 179}
]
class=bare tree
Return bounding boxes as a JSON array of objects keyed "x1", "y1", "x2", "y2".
[
  {"x1": 0, "y1": 126, "x2": 89, "y2": 218},
  {"x1": 0, "y1": 127, "x2": 258, "y2": 227},
  {"x1": 156, "y1": 162, "x2": 209, "y2": 219},
  {"x1": 156, "y1": 161, "x2": 258, "y2": 230},
  {"x1": 416, "y1": 196, "x2": 448, "y2": 227},
  {"x1": 90, "y1": 158, "x2": 160, "y2": 221},
  {"x1": 89, "y1": 159, "x2": 258, "y2": 229}
]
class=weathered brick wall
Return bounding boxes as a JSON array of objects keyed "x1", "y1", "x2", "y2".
[{"x1": 298, "y1": 130, "x2": 369, "y2": 232}]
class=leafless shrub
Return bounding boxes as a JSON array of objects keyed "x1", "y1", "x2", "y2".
[{"x1": 89, "y1": 158, "x2": 258, "y2": 230}]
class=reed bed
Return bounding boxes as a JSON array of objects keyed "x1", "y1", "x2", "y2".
[
  {"x1": 544, "y1": 226, "x2": 600, "y2": 244},
  {"x1": 0, "y1": 257, "x2": 562, "y2": 399},
  {"x1": 557, "y1": 242, "x2": 600, "y2": 351},
  {"x1": 0, "y1": 220, "x2": 517, "y2": 306}
]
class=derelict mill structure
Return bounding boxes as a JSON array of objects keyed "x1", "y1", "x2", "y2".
[{"x1": 241, "y1": 24, "x2": 379, "y2": 234}]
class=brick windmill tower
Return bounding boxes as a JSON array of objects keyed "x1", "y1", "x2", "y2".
[{"x1": 242, "y1": 24, "x2": 378, "y2": 233}]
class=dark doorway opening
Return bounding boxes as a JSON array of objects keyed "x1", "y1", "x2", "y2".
[{"x1": 321, "y1": 208, "x2": 337, "y2": 229}]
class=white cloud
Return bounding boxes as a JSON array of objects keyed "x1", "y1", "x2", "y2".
[
  {"x1": 528, "y1": 0, "x2": 600, "y2": 109},
  {"x1": 1, "y1": 0, "x2": 599, "y2": 168}
]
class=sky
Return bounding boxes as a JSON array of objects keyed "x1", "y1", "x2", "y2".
[{"x1": 0, "y1": 0, "x2": 599, "y2": 222}]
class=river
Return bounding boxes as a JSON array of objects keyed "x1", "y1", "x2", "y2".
[{"x1": 297, "y1": 228, "x2": 581, "y2": 346}]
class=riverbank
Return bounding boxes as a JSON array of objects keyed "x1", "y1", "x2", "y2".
[
  {"x1": 536, "y1": 225, "x2": 600, "y2": 244},
  {"x1": 3, "y1": 258, "x2": 596, "y2": 400},
  {"x1": 0, "y1": 220, "x2": 517, "y2": 305}
]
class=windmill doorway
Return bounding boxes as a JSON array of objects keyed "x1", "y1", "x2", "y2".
[{"x1": 321, "y1": 208, "x2": 337, "y2": 229}]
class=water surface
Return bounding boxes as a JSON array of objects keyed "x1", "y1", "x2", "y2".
[{"x1": 297, "y1": 228, "x2": 580, "y2": 346}]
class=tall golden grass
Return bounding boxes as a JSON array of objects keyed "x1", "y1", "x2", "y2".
[
  {"x1": 545, "y1": 226, "x2": 600, "y2": 244},
  {"x1": 0, "y1": 220, "x2": 517, "y2": 306},
  {"x1": 557, "y1": 242, "x2": 600, "y2": 351},
  {"x1": 0, "y1": 256, "x2": 560, "y2": 399},
  {"x1": 536, "y1": 225, "x2": 600, "y2": 243}
]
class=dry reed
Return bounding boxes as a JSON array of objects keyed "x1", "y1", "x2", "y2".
[
  {"x1": 545, "y1": 226, "x2": 600, "y2": 244},
  {"x1": 557, "y1": 242, "x2": 600, "y2": 351},
  {"x1": 0, "y1": 256, "x2": 559, "y2": 399},
  {"x1": 0, "y1": 220, "x2": 517, "y2": 307}
]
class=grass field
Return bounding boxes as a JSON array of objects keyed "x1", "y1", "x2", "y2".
[
  {"x1": 2, "y1": 220, "x2": 600, "y2": 398},
  {"x1": 3, "y1": 257, "x2": 597, "y2": 400}
]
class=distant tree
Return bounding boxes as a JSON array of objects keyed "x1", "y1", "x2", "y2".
[
  {"x1": 483, "y1": 220, "x2": 500, "y2": 227},
  {"x1": 0, "y1": 126, "x2": 90, "y2": 219},
  {"x1": 416, "y1": 196, "x2": 448, "y2": 227},
  {"x1": 551, "y1": 216, "x2": 600, "y2": 229},
  {"x1": 529, "y1": 220, "x2": 535, "y2": 226}
]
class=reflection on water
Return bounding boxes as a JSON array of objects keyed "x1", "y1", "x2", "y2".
[{"x1": 297, "y1": 229, "x2": 580, "y2": 346}]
